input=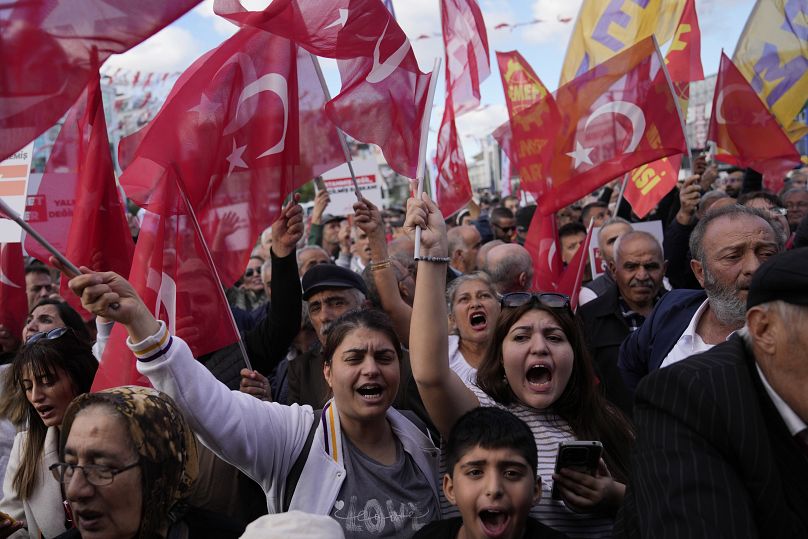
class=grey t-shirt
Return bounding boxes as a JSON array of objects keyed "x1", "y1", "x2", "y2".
[{"x1": 329, "y1": 435, "x2": 438, "y2": 538}]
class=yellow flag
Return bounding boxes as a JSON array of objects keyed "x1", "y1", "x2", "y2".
[
  {"x1": 733, "y1": 0, "x2": 808, "y2": 142},
  {"x1": 560, "y1": 0, "x2": 685, "y2": 85}
]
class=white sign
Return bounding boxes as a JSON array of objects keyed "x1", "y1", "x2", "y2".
[
  {"x1": 588, "y1": 220, "x2": 664, "y2": 277},
  {"x1": 320, "y1": 159, "x2": 383, "y2": 216},
  {"x1": 0, "y1": 143, "x2": 35, "y2": 242}
]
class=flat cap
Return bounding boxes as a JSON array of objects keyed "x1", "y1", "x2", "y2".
[
  {"x1": 302, "y1": 263, "x2": 368, "y2": 300},
  {"x1": 747, "y1": 247, "x2": 808, "y2": 310}
]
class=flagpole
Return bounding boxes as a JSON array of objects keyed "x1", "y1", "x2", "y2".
[
  {"x1": 0, "y1": 198, "x2": 82, "y2": 277},
  {"x1": 174, "y1": 173, "x2": 254, "y2": 372},
  {"x1": 414, "y1": 57, "x2": 442, "y2": 259},
  {"x1": 615, "y1": 173, "x2": 630, "y2": 213},
  {"x1": 309, "y1": 53, "x2": 362, "y2": 200},
  {"x1": 654, "y1": 35, "x2": 693, "y2": 162}
]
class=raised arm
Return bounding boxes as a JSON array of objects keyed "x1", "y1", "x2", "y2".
[
  {"x1": 406, "y1": 194, "x2": 479, "y2": 438},
  {"x1": 354, "y1": 196, "x2": 412, "y2": 347}
]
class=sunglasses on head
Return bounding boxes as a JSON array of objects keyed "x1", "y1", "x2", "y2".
[
  {"x1": 244, "y1": 268, "x2": 261, "y2": 278},
  {"x1": 500, "y1": 292, "x2": 571, "y2": 310},
  {"x1": 26, "y1": 327, "x2": 70, "y2": 345}
]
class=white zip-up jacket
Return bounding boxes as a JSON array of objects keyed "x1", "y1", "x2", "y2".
[{"x1": 132, "y1": 323, "x2": 440, "y2": 514}]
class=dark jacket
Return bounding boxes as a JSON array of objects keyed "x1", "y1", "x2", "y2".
[
  {"x1": 198, "y1": 249, "x2": 301, "y2": 389},
  {"x1": 662, "y1": 219, "x2": 701, "y2": 290},
  {"x1": 617, "y1": 289, "x2": 706, "y2": 397},
  {"x1": 577, "y1": 284, "x2": 648, "y2": 416},
  {"x1": 616, "y1": 336, "x2": 808, "y2": 538}
]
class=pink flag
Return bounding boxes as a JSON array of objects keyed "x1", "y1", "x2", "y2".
[
  {"x1": 0, "y1": 0, "x2": 200, "y2": 161},
  {"x1": 92, "y1": 177, "x2": 240, "y2": 391},
  {"x1": 213, "y1": 0, "x2": 434, "y2": 178},
  {"x1": 441, "y1": 0, "x2": 490, "y2": 115},
  {"x1": 0, "y1": 243, "x2": 28, "y2": 339},
  {"x1": 119, "y1": 26, "x2": 343, "y2": 287},
  {"x1": 25, "y1": 71, "x2": 134, "y2": 318},
  {"x1": 435, "y1": 99, "x2": 473, "y2": 217}
]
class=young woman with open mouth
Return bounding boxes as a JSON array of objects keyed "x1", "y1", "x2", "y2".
[
  {"x1": 406, "y1": 194, "x2": 635, "y2": 538},
  {"x1": 0, "y1": 328, "x2": 97, "y2": 539}
]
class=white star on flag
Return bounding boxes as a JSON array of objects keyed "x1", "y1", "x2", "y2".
[
  {"x1": 226, "y1": 140, "x2": 248, "y2": 176},
  {"x1": 189, "y1": 94, "x2": 222, "y2": 123},
  {"x1": 566, "y1": 141, "x2": 594, "y2": 168}
]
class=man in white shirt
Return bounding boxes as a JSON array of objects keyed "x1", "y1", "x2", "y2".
[
  {"x1": 619, "y1": 205, "x2": 784, "y2": 395},
  {"x1": 618, "y1": 247, "x2": 808, "y2": 537}
]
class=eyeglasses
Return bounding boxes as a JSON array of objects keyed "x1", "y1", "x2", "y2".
[
  {"x1": 25, "y1": 327, "x2": 69, "y2": 345},
  {"x1": 244, "y1": 268, "x2": 261, "y2": 278},
  {"x1": 50, "y1": 461, "x2": 140, "y2": 487},
  {"x1": 500, "y1": 292, "x2": 571, "y2": 310},
  {"x1": 493, "y1": 223, "x2": 516, "y2": 234}
]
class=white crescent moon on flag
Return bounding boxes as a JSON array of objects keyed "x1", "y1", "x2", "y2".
[
  {"x1": 0, "y1": 269, "x2": 21, "y2": 288},
  {"x1": 584, "y1": 101, "x2": 646, "y2": 153},
  {"x1": 222, "y1": 72, "x2": 289, "y2": 158},
  {"x1": 366, "y1": 20, "x2": 410, "y2": 84},
  {"x1": 714, "y1": 84, "x2": 747, "y2": 125}
]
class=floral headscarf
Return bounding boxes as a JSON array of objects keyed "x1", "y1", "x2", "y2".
[{"x1": 60, "y1": 386, "x2": 198, "y2": 538}]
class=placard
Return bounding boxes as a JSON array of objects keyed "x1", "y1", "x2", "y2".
[
  {"x1": 0, "y1": 143, "x2": 35, "y2": 242},
  {"x1": 320, "y1": 159, "x2": 383, "y2": 216}
]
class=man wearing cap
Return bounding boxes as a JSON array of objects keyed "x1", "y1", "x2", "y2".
[{"x1": 617, "y1": 248, "x2": 808, "y2": 538}]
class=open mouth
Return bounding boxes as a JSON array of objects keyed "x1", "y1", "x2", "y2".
[
  {"x1": 526, "y1": 364, "x2": 552, "y2": 388},
  {"x1": 469, "y1": 311, "x2": 487, "y2": 330},
  {"x1": 356, "y1": 384, "x2": 384, "y2": 402},
  {"x1": 35, "y1": 405, "x2": 54, "y2": 418},
  {"x1": 479, "y1": 509, "x2": 510, "y2": 537}
]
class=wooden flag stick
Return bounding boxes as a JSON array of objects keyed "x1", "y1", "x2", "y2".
[
  {"x1": 414, "y1": 57, "x2": 442, "y2": 259},
  {"x1": 310, "y1": 53, "x2": 362, "y2": 200},
  {"x1": 0, "y1": 197, "x2": 81, "y2": 277}
]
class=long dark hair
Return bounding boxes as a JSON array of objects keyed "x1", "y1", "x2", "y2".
[
  {"x1": 10, "y1": 330, "x2": 97, "y2": 499},
  {"x1": 476, "y1": 302, "x2": 634, "y2": 482}
]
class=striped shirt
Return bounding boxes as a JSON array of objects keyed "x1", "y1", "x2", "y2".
[{"x1": 469, "y1": 385, "x2": 615, "y2": 538}]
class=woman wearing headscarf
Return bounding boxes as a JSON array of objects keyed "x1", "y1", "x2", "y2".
[{"x1": 52, "y1": 386, "x2": 198, "y2": 539}]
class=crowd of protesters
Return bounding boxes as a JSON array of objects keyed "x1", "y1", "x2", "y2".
[{"x1": 0, "y1": 161, "x2": 807, "y2": 539}]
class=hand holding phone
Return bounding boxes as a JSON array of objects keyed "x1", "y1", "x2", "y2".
[{"x1": 551, "y1": 441, "x2": 603, "y2": 500}]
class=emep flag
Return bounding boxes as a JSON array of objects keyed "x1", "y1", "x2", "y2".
[{"x1": 510, "y1": 37, "x2": 687, "y2": 214}]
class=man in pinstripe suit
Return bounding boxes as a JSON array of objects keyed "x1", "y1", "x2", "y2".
[{"x1": 616, "y1": 248, "x2": 808, "y2": 538}]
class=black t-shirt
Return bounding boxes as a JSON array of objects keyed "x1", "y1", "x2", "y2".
[{"x1": 412, "y1": 516, "x2": 569, "y2": 539}]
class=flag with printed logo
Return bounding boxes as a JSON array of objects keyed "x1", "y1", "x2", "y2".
[
  {"x1": 559, "y1": 0, "x2": 685, "y2": 84},
  {"x1": 733, "y1": 0, "x2": 808, "y2": 142}
]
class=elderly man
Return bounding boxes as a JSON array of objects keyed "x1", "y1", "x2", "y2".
[
  {"x1": 485, "y1": 243, "x2": 533, "y2": 294},
  {"x1": 447, "y1": 225, "x2": 481, "y2": 276},
  {"x1": 579, "y1": 217, "x2": 633, "y2": 305},
  {"x1": 619, "y1": 205, "x2": 783, "y2": 396},
  {"x1": 296, "y1": 245, "x2": 332, "y2": 278},
  {"x1": 577, "y1": 231, "x2": 666, "y2": 415},
  {"x1": 617, "y1": 248, "x2": 808, "y2": 537},
  {"x1": 784, "y1": 188, "x2": 808, "y2": 233}
]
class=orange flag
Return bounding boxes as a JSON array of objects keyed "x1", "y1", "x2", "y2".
[{"x1": 623, "y1": 0, "x2": 703, "y2": 218}]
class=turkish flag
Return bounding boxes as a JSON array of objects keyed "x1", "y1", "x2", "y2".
[
  {"x1": 623, "y1": 0, "x2": 702, "y2": 218},
  {"x1": 435, "y1": 98, "x2": 473, "y2": 217},
  {"x1": 557, "y1": 222, "x2": 593, "y2": 312},
  {"x1": 25, "y1": 71, "x2": 134, "y2": 319},
  {"x1": 441, "y1": 0, "x2": 490, "y2": 115},
  {"x1": 510, "y1": 36, "x2": 687, "y2": 214},
  {"x1": 0, "y1": 0, "x2": 200, "y2": 161},
  {"x1": 708, "y1": 53, "x2": 801, "y2": 193},
  {"x1": 213, "y1": 0, "x2": 433, "y2": 179},
  {"x1": 524, "y1": 209, "x2": 563, "y2": 292},
  {"x1": 0, "y1": 243, "x2": 28, "y2": 339},
  {"x1": 119, "y1": 26, "x2": 343, "y2": 287},
  {"x1": 92, "y1": 177, "x2": 239, "y2": 391}
]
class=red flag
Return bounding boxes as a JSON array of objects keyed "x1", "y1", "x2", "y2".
[
  {"x1": 524, "y1": 209, "x2": 563, "y2": 292},
  {"x1": 510, "y1": 37, "x2": 687, "y2": 214},
  {"x1": 441, "y1": 0, "x2": 490, "y2": 115},
  {"x1": 557, "y1": 222, "x2": 593, "y2": 312},
  {"x1": 25, "y1": 71, "x2": 134, "y2": 318},
  {"x1": 435, "y1": 99, "x2": 472, "y2": 217},
  {"x1": 92, "y1": 177, "x2": 240, "y2": 391},
  {"x1": 119, "y1": 26, "x2": 343, "y2": 287},
  {"x1": 0, "y1": 0, "x2": 200, "y2": 161},
  {"x1": 0, "y1": 243, "x2": 28, "y2": 339},
  {"x1": 213, "y1": 0, "x2": 433, "y2": 179},
  {"x1": 623, "y1": 0, "x2": 702, "y2": 218},
  {"x1": 708, "y1": 53, "x2": 801, "y2": 193}
]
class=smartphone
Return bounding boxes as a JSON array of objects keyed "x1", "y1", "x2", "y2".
[
  {"x1": 314, "y1": 176, "x2": 327, "y2": 194},
  {"x1": 551, "y1": 441, "x2": 603, "y2": 500}
]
